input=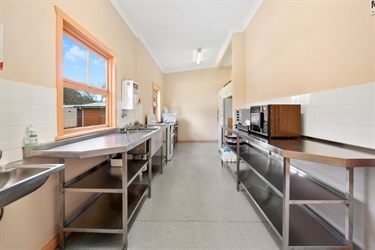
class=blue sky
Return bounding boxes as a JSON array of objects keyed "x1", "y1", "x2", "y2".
[{"x1": 63, "y1": 35, "x2": 106, "y2": 89}]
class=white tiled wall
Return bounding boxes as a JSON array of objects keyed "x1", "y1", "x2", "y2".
[
  {"x1": 0, "y1": 79, "x2": 57, "y2": 165},
  {"x1": 245, "y1": 82, "x2": 375, "y2": 149}
]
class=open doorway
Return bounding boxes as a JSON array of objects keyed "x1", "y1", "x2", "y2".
[{"x1": 218, "y1": 93, "x2": 233, "y2": 149}]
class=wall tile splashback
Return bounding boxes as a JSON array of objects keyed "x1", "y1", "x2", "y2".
[
  {"x1": 245, "y1": 82, "x2": 375, "y2": 149},
  {"x1": 0, "y1": 79, "x2": 57, "y2": 165}
]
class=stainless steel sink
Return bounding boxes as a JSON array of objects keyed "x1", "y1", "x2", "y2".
[
  {"x1": 117, "y1": 127, "x2": 160, "y2": 155},
  {"x1": 118, "y1": 128, "x2": 159, "y2": 154},
  {"x1": 118, "y1": 127, "x2": 158, "y2": 134},
  {"x1": 0, "y1": 164, "x2": 64, "y2": 208},
  {"x1": 136, "y1": 127, "x2": 158, "y2": 130}
]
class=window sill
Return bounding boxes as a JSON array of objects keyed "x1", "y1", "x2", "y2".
[{"x1": 55, "y1": 127, "x2": 118, "y2": 141}]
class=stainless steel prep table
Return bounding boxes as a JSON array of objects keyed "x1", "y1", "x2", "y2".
[
  {"x1": 222, "y1": 126, "x2": 375, "y2": 250},
  {"x1": 27, "y1": 128, "x2": 163, "y2": 250}
]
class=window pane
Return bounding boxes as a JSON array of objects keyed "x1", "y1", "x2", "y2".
[
  {"x1": 63, "y1": 87, "x2": 106, "y2": 128},
  {"x1": 63, "y1": 35, "x2": 87, "y2": 83},
  {"x1": 89, "y1": 52, "x2": 106, "y2": 89}
]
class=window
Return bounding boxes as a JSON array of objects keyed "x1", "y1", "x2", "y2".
[
  {"x1": 152, "y1": 83, "x2": 161, "y2": 122},
  {"x1": 55, "y1": 7, "x2": 116, "y2": 139}
]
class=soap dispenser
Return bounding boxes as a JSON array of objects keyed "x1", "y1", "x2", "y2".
[{"x1": 24, "y1": 124, "x2": 39, "y2": 147}]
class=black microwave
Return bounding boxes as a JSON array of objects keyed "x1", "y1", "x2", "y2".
[{"x1": 250, "y1": 104, "x2": 301, "y2": 138}]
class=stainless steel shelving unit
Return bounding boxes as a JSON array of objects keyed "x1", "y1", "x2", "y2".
[
  {"x1": 63, "y1": 159, "x2": 149, "y2": 230},
  {"x1": 222, "y1": 127, "x2": 375, "y2": 250},
  {"x1": 59, "y1": 140, "x2": 153, "y2": 250},
  {"x1": 25, "y1": 129, "x2": 163, "y2": 250}
]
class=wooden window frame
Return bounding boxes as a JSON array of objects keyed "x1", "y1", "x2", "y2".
[
  {"x1": 152, "y1": 83, "x2": 161, "y2": 122},
  {"x1": 55, "y1": 6, "x2": 116, "y2": 140}
]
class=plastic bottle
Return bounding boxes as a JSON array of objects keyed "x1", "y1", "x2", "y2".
[
  {"x1": 24, "y1": 124, "x2": 39, "y2": 147},
  {"x1": 146, "y1": 108, "x2": 156, "y2": 125}
]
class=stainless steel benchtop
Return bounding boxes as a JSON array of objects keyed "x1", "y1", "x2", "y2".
[
  {"x1": 224, "y1": 127, "x2": 375, "y2": 167},
  {"x1": 26, "y1": 129, "x2": 161, "y2": 159}
]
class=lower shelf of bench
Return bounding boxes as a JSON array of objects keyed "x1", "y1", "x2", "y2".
[
  {"x1": 240, "y1": 168, "x2": 348, "y2": 247},
  {"x1": 64, "y1": 184, "x2": 148, "y2": 233}
]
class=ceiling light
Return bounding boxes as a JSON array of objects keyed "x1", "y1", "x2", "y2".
[{"x1": 196, "y1": 48, "x2": 202, "y2": 64}]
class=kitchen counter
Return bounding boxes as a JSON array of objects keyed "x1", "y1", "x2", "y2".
[
  {"x1": 224, "y1": 127, "x2": 375, "y2": 167},
  {"x1": 25, "y1": 129, "x2": 161, "y2": 159}
]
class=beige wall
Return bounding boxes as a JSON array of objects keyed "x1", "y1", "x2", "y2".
[
  {"x1": 164, "y1": 67, "x2": 231, "y2": 141},
  {"x1": 0, "y1": 0, "x2": 163, "y2": 123},
  {"x1": 0, "y1": 175, "x2": 60, "y2": 249},
  {"x1": 231, "y1": 32, "x2": 246, "y2": 110},
  {"x1": 0, "y1": 1, "x2": 163, "y2": 249},
  {"x1": 135, "y1": 39, "x2": 165, "y2": 123},
  {"x1": 245, "y1": 1, "x2": 374, "y2": 103}
]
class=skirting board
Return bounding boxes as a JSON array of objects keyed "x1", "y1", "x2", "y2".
[
  {"x1": 42, "y1": 233, "x2": 71, "y2": 250},
  {"x1": 41, "y1": 234, "x2": 59, "y2": 250}
]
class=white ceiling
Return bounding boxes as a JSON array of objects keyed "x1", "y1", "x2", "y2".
[{"x1": 111, "y1": 0, "x2": 262, "y2": 73}]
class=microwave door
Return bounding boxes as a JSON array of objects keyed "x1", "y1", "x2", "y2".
[{"x1": 250, "y1": 113, "x2": 261, "y2": 132}]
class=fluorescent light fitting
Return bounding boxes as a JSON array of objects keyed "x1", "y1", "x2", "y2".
[{"x1": 196, "y1": 48, "x2": 202, "y2": 64}]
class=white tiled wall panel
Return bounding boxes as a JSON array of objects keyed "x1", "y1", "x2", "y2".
[
  {"x1": 117, "y1": 100, "x2": 139, "y2": 128},
  {"x1": 0, "y1": 79, "x2": 57, "y2": 165},
  {"x1": 245, "y1": 82, "x2": 375, "y2": 149}
]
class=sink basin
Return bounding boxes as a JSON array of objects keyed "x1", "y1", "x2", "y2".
[
  {"x1": 118, "y1": 127, "x2": 158, "y2": 134},
  {"x1": 119, "y1": 130, "x2": 152, "y2": 154},
  {"x1": 136, "y1": 127, "x2": 158, "y2": 130},
  {"x1": 117, "y1": 127, "x2": 160, "y2": 155},
  {"x1": 0, "y1": 164, "x2": 64, "y2": 208}
]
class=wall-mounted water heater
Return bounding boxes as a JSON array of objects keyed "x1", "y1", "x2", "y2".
[{"x1": 121, "y1": 80, "x2": 138, "y2": 109}]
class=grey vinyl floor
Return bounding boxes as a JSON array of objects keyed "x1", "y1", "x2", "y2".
[{"x1": 59, "y1": 142, "x2": 280, "y2": 250}]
